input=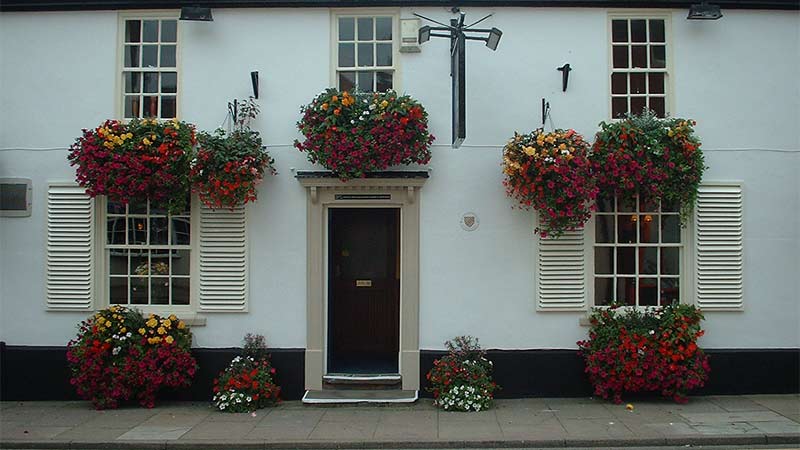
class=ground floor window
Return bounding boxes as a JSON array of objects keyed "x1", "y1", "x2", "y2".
[
  {"x1": 593, "y1": 194, "x2": 681, "y2": 306},
  {"x1": 105, "y1": 198, "x2": 191, "y2": 306}
]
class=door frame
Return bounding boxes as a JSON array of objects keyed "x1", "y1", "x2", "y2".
[{"x1": 298, "y1": 174, "x2": 426, "y2": 391}]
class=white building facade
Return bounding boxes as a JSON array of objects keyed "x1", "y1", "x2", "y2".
[{"x1": 0, "y1": 0, "x2": 798, "y2": 400}]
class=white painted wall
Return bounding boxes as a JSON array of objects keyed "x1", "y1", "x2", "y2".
[{"x1": 1, "y1": 8, "x2": 798, "y2": 350}]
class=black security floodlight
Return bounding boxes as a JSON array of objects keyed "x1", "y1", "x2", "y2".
[
  {"x1": 419, "y1": 25, "x2": 432, "y2": 44},
  {"x1": 414, "y1": 12, "x2": 503, "y2": 148},
  {"x1": 687, "y1": 2, "x2": 723, "y2": 20},
  {"x1": 180, "y1": 6, "x2": 213, "y2": 21},
  {"x1": 486, "y1": 28, "x2": 502, "y2": 51}
]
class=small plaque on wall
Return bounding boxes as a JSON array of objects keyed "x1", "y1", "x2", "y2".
[
  {"x1": 460, "y1": 212, "x2": 479, "y2": 231},
  {"x1": 0, "y1": 178, "x2": 32, "y2": 217}
]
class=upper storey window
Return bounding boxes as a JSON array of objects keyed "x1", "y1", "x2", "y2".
[
  {"x1": 335, "y1": 15, "x2": 395, "y2": 92},
  {"x1": 610, "y1": 17, "x2": 668, "y2": 118},
  {"x1": 122, "y1": 18, "x2": 178, "y2": 119}
]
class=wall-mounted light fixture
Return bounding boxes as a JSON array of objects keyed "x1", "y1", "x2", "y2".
[
  {"x1": 557, "y1": 63, "x2": 572, "y2": 92},
  {"x1": 251, "y1": 71, "x2": 259, "y2": 99},
  {"x1": 416, "y1": 12, "x2": 503, "y2": 148},
  {"x1": 180, "y1": 6, "x2": 213, "y2": 21},
  {"x1": 687, "y1": 2, "x2": 723, "y2": 20}
]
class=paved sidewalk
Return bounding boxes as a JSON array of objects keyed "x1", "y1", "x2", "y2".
[{"x1": 1, "y1": 395, "x2": 798, "y2": 449}]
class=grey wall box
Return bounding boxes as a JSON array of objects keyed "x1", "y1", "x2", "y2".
[{"x1": 0, "y1": 178, "x2": 32, "y2": 217}]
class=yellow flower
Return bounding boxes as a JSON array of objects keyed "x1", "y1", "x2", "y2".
[
  {"x1": 168, "y1": 314, "x2": 177, "y2": 321},
  {"x1": 165, "y1": 336, "x2": 174, "y2": 344},
  {"x1": 97, "y1": 317, "x2": 105, "y2": 325},
  {"x1": 143, "y1": 138, "x2": 152, "y2": 146},
  {"x1": 559, "y1": 143, "x2": 567, "y2": 150},
  {"x1": 105, "y1": 321, "x2": 112, "y2": 328},
  {"x1": 162, "y1": 319, "x2": 172, "y2": 328},
  {"x1": 120, "y1": 327, "x2": 126, "y2": 333},
  {"x1": 157, "y1": 327, "x2": 166, "y2": 335},
  {"x1": 523, "y1": 146, "x2": 536, "y2": 156},
  {"x1": 177, "y1": 321, "x2": 186, "y2": 330},
  {"x1": 380, "y1": 100, "x2": 389, "y2": 108},
  {"x1": 146, "y1": 318, "x2": 158, "y2": 328},
  {"x1": 139, "y1": 328, "x2": 146, "y2": 335}
]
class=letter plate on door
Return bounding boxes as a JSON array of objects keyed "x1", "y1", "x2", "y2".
[{"x1": 355, "y1": 280, "x2": 372, "y2": 287}]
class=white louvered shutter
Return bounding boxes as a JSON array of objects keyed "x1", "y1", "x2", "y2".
[
  {"x1": 536, "y1": 228, "x2": 587, "y2": 310},
  {"x1": 198, "y1": 205, "x2": 248, "y2": 311},
  {"x1": 46, "y1": 184, "x2": 95, "y2": 310},
  {"x1": 695, "y1": 183, "x2": 744, "y2": 310}
]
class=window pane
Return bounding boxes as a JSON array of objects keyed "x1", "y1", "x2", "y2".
[
  {"x1": 595, "y1": 278, "x2": 614, "y2": 305},
  {"x1": 339, "y1": 43, "x2": 355, "y2": 67},
  {"x1": 661, "y1": 215, "x2": 680, "y2": 243},
  {"x1": 124, "y1": 45, "x2": 140, "y2": 68},
  {"x1": 143, "y1": 96, "x2": 158, "y2": 118},
  {"x1": 632, "y1": 45, "x2": 647, "y2": 68},
  {"x1": 358, "y1": 43, "x2": 374, "y2": 66},
  {"x1": 130, "y1": 251, "x2": 148, "y2": 275},
  {"x1": 107, "y1": 200, "x2": 126, "y2": 214},
  {"x1": 648, "y1": 73, "x2": 665, "y2": 94},
  {"x1": 151, "y1": 277, "x2": 169, "y2": 305},
  {"x1": 630, "y1": 19, "x2": 646, "y2": 42},
  {"x1": 161, "y1": 20, "x2": 177, "y2": 42},
  {"x1": 358, "y1": 71, "x2": 374, "y2": 92},
  {"x1": 161, "y1": 96, "x2": 176, "y2": 119},
  {"x1": 619, "y1": 197, "x2": 635, "y2": 212},
  {"x1": 596, "y1": 195, "x2": 614, "y2": 212},
  {"x1": 640, "y1": 247, "x2": 657, "y2": 274},
  {"x1": 617, "y1": 277, "x2": 636, "y2": 306},
  {"x1": 596, "y1": 215, "x2": 615, "y2": 243},
  {"x1": 649, "y1": 20, "x2": 665, "y2": 43},
  {"x1": 109, "y1": 250, "x2": 128, "y2": 275},
  {"x1": 339, "y1": 17, "x2": 355, "y2": 40},
  {"x1": 110, "y1": 277, "x2": 128, "y2": 304},
  {"x1": 376, "y1": 71, "x2": 392, "y2": 91},
  {"x1": 612, "y1": 46, "x2": 628, "y2": 68},
  {"x1": 160, "y1": 45, "x2": 176, "y2": 67},
  {"x1": 617, "y1": 247, "x2": 635, "y2": 274},
  {"x1": 611, "y1": 19, "x2": 628, "y2": 42},
  {"x1": 124, "y1": 72, "x2": 141, "y2": 93},
  {"x1": 650, "y1": 97, "x2": 666, "y2": 118},
  {"x1": 124, "y1": 96, "x2": 140, "y2": 119},
  {"x1": 172, "y1": 278, "x2": 190, "y2": 305},
  {"x1": 172, "y1": 217, "x2": 191, "y2": 245},
  {"x1": 339, "y1": 71, "x2": 356, "y2": 91},
  {"x1": 639, "y1": 278, "x2": 658, "y2": 306},
  {"x1": 376, "y1": 17, "x2": 392, "y2": 40},
  {"x1": 172, "y1": 249, "x2": 190, "y2": 275},
  {"x1": 143, "y1": 20, "x2": 158, "y2": 42},
  {"x1": 618, "y1": 215, "x2": 636, "y2": 243},
  {"x1": 661, "y1": 278, "x2": 679, "y2": 305},
  {"x1": 143, "y1": 72, "x2": 159, "y2": 93},
  {"x1": 129, "y1": 218, "x2": 147, "y2": 244},
  {"x1": 161, "y1": 72, "x2": 177, "y2": 93},
  {"x1": 358, "y1": 17, "x2": 373, "y2": 40},
  {"x1": 611, "y1": 73, "x2": 627, "y2": 95},
  {"x1": 129, "y1": 199, "x2": 147, "y2": 214},
  {"x1": 131, "y1": 277, "x2": 148, "y2": 304},
  {"x1": 108, "y1": 217, "x2": 126, "y2": 244},
  {"x1": 142, "y1": 45, "x2": 158, "y2": 68},
  {"x1": 640, "y1": 215, "x2": 658, "y2": 243},
  {"x1": 151, "y1": 250, "x2": 170, "y2": 273},
  {"x1": 630, "y1": 73, "x2": 645, "y2": 95},
  {"x1": 612, "y1": 97, "x2": 627, "y2": 118},
  {"x1": 631, "y1": 96, "x2": 646, "y2": 115},
  {"x1": 651, "y1": 45, "x2": 666, "y2": 69},
  {"x1": 640, "y1": 196, "x2": 658, "y2": 212},
  {"x1": 376, "y1": 43, "x2": 392, "y2": 66},
  {"x1": 125, "y1": 20, "x2": 141, "y2": 43},
  {"x1": 595, "y1": 247, "x2": 614, "y2": 274},
  {"x1": 150, "y1": 217, "x2": 168, "y2": 245},
  {"x1": 661, "y1": 248, "x2": 679, "y2": 275}
]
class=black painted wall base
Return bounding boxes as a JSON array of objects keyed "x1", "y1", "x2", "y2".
[{"x1": 1, "y1": 344, "x2": 797, "y2": 402}]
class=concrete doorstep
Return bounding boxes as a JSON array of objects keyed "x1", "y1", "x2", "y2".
[{"x1": 0, "y1": 395, "x2": 798, "y2": 449}]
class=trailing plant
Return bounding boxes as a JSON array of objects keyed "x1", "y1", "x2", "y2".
[
  {"x1": 212, "y1": 334, "x2": 281, "y2": 412},
  {"x1": 192, "y1": 97, "x2": 276, "y2": 209},
  {"x1": 68, "y1": 118, "x2": 196, "y2": 214},
  {"x1": 577, "y1": 303, "x2": 710, "y2": 404},
  {"x1": 426, "y1": 336, "x2": 498, "y2": 412},
  {"x1": 66, "y1": 306, "x2": 197, "y2": 409},
  {"x1": 591, "y1": 110, "x2": 705, "y2": 223},
  {"x1": 294, "y1": 89, "x2": 434, "y2": 179},
  {"x1": 503, "y1": 128, "x2": 598, "y2": 237}
]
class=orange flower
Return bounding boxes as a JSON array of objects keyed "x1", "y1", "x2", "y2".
[{"x1": 333, "y1": 109, "x2": 341, "y2": 116}]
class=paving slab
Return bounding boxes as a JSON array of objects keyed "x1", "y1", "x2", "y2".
[
  {"x1": 178, "y1": 420, "x2": 257, "y2": 440},
  {"x1": 75, "y1": 407, "x2": 160, "y2": 428},
  {"x1": 707, "y1": 395, "x2": 773, "y2": 412},
  {"x1": 117, "y1": 425, "x2": 191, "y2": 440},
  {"x1": 681, "y1": 410, "x2": 790, "y2": 424},
  {"x1": 373, "y1": 409, "x2": 437, "y2": 440},
  {"x1": 0, "y1": 424, "x2": 72, "y2": 440}
]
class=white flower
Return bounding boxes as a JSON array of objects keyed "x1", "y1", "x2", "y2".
[
  {"x1": 112, "y1": 347, "x2": 121, "y2": 355},
  {"x1": 649, "y1": 330, "x2": 655, "y2": 335},
  {"x1": 369, "y1": 104, "x2": 377, "y2": 110}
]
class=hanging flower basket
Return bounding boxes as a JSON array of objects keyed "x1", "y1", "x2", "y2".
[
  {"x1": 503, "y1": 128, "x2": 597, "y2": 238},
  {"x1": 68, "y1": 119, "x2": 196, "y2": 213},
  {"x1": 192, "y1": 97, "x2": 276, "y2": 209},
  {"x1": 294, "y1": 89, "x2": 434, "y2": 179},
  {"x1": 591, "y1": 111, "x2": 705, "y2": 222}
]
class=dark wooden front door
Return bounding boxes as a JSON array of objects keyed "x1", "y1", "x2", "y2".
[{"x1": 328, "y1": 208, "x2": 400, "y2": 374}]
